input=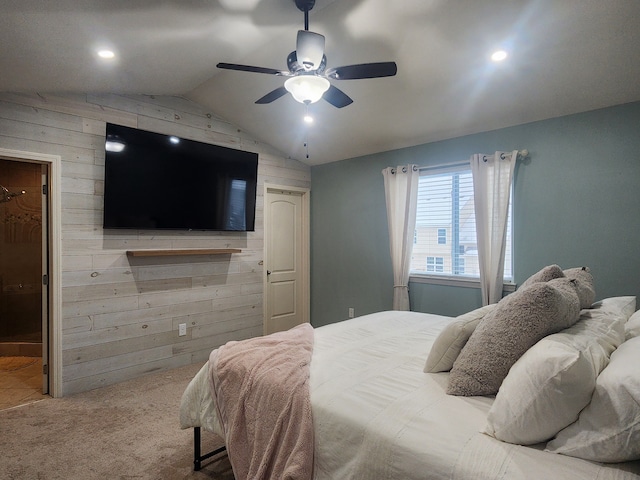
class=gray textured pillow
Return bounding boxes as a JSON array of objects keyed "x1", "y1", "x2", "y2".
[
  {"x1": 519, "y1": 264, "x2": 564, "y2": 290},
  {"x1": 447, "y1": 277, "x2": 582, "y2": 396},
  {"x1": 563, "y1": 266, "x2": 595, "y2": 308},
  {"x1": 424, "y1": 304, "x2": 496, "y2": 373}
]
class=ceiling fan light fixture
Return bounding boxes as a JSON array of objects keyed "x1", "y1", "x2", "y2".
[{"x1": 284, "y1": 75, "x2": 330, "y2": 104}]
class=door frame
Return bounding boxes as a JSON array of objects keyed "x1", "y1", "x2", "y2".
[
  {"x1": 0, "y1": 148, "x2": 62, "y2": 397},
  {"x1": 263, "y1": 184, "x2": 311, "y2": 333}
]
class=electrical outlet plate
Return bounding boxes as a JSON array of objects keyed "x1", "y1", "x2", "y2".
[
  {"x1": 348, "y1": 307, "x2": 355, "y2": 318},
  {"x1": 178, "y1": 323, "x2": 187, "y2": 336}
]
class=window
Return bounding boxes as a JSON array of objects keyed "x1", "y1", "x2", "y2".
[
  {"x1": 426, "y1": 256, "x2": 444, "y2": 273},
  {"x1": 410, "y1": 164, "x2": 513, "y2": 280}
]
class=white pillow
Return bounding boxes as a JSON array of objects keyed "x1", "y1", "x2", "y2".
[
  {"x1": 424, "y1": 304, "x2": 496, "y2": 373},
  {"x1": 592, "y1": 296, "x2": 636, "y2": 321},
  {"x1": 592, "y1": 296, "x2": 636, "y2": 341},
  {"x1": 626, "y1": 310, "x2": 640, "y2": 340},
  {"x1": 483, "y1": 307, "x2": 626, "y2": 445},
  {"x1": 546, "y1": 336, "x2": 640, "y2": 463}
]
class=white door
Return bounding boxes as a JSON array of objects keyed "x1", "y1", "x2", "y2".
[{"x1": 264, "y1": 187, "x2": 309, "y2": 335}]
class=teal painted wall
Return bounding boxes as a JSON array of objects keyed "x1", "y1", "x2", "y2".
[{"x1": 310, "y1": 102, "x2": 640, "y2": 327}]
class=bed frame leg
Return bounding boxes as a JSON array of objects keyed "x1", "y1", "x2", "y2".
[
  {"x1": 193, "y1": 426, "x2": 227, "y2": 472},
  {"x1": 194, "y1": 427, "x2": 203, "y2": 471}
]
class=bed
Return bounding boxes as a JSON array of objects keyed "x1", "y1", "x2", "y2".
[{"x1": 180, "y1": 286, "x2": 640, "y2": 479}]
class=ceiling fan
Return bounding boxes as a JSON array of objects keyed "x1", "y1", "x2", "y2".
[{"x1": 216, "y1": 0, "x2": 397, "y2": 108}]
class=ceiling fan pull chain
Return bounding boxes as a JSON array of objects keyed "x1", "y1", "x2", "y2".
[{"x1": 303, "y1": 103, "x2": 310, "y2": 158}]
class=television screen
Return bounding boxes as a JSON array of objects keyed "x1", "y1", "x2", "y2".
[{"x1": 103, "y1": 123, "x2": 258, "y2": 231}]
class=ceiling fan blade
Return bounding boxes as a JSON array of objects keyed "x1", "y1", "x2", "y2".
[
  {"x1": 325, "y1": 62, "x2": 397, "y2": 80},
  {"x1": 217, "y1": 63, "x2": 289, "y2": 76},
  {"x1": 296, "y1": 30, "x2": 325, "y2": 70},
  {"x1": 255, "y1": 87, "x2": 289, "y2": 104},
  {"x1": 323, "y1": 85, "x2": 353, "y2": 108}
]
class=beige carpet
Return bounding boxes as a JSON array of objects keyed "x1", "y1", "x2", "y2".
[{"x1": 0, "y1": 362, "x2": 234, "y2": 480}]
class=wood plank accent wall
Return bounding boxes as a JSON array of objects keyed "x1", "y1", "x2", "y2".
[{"x1": 0, "y1": 93, "x2": 311, "y2": 395}]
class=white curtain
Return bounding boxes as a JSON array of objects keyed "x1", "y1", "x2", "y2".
[
  {"x1": 471, "y1": 151, "x2": 517, "y2": 306},
  {"x1": 382, "y1": 165, "x2": 419, "y2": 310}
]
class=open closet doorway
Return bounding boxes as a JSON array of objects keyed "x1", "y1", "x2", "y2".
[{"x1": 0, "y1": 158, "x2": 49, "y2": 408}]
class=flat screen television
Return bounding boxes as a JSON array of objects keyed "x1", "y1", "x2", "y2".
[{"x1": 103, "y1": 123, "x2": 258, "y2": 231}]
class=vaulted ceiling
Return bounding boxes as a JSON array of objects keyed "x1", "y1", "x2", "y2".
[{"x1": 1, "y1": 0, "x2": 639, "y2": 165}]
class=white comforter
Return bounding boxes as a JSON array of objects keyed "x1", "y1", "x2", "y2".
[{"x1": 180, "y1": 310, "x2": 640, "y2": 480}]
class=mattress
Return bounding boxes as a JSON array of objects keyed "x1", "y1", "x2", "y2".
[{"x1": 180, "y1": 310, "x2": 640, "y2": 479}]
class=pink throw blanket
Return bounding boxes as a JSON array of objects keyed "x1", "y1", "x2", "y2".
[{"x1": 209, "y1": 323, "x2": 314, "y2": 480}]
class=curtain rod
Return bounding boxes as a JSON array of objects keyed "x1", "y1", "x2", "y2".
[{"x1": 418, "y1": 149, "x2": 529, "y2": 171}]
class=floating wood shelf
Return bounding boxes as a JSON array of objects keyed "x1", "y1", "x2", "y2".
[{"x1": 126, "y1": 248, "x2": 241, "y2": 257}]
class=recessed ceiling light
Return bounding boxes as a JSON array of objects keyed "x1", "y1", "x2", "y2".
[
  {"x1": 491, "y1": 50, "x2": 508, "y2": 62},
  {"x1": 97, "y1": 49, "x2": 115, "y2": 59},
  {"x1": 169, "y1": 136, "x2": 180, "y2": 144}
]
